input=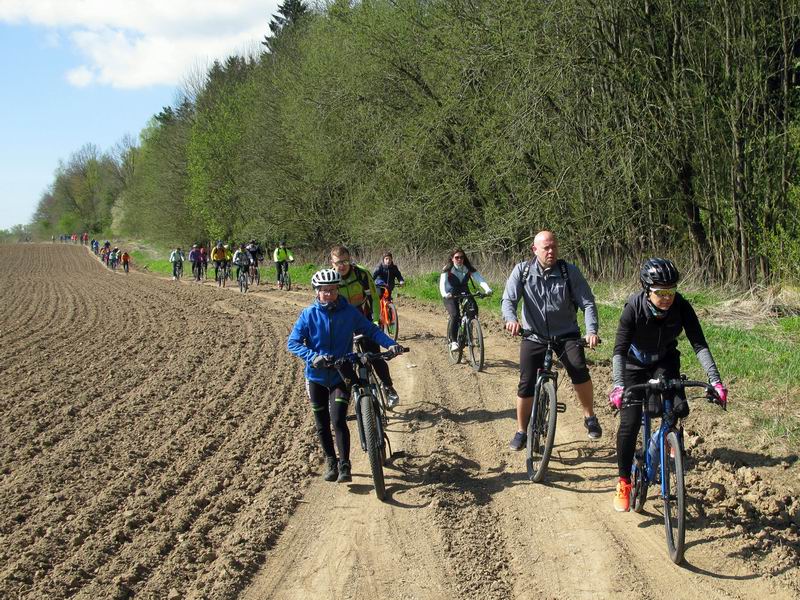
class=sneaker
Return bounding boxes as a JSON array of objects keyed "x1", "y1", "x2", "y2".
[
  {"x1": 449, "y1": 341, "x2": 459, "y2": 352},
  {"x1": 337, "y1": 460, "x2": 352, "y2": 483},
  {"x1": 509, "y1": 430, "x2": 527, "y2": 451},
  {"x1": 614, "y1": 479, "x2": 632, "y2": 512},
  {"x1": 385, "y1": 386, "x2": 400, "y2": 408},
  {"x1": 323, "y1": 457, "x2": 338, "y2": 482},
  {"x1": 584, "y1": 415, "x2": 602, "y2": 440}
]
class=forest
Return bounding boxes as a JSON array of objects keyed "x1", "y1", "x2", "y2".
[{"x1": 30, "y1": 0, "x2": 800, "y2": 285}]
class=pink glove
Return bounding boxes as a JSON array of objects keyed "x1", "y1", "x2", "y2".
[
  {"x1": 609, "y1": 386, "x2": 624, "y2": 410},
  {"x1": 713, "y1": 382, "x2": 728, "y2": 408}
]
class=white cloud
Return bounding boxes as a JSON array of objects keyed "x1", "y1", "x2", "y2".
[{"x1": 0, "y1": 0, "x2": 282, "y2": 88}]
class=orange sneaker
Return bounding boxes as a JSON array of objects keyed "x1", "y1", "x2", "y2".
[{"x1": 614, "y1": 480, "x2": 632, "y2": 512}]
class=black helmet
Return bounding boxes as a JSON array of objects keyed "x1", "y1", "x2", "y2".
[{"x1": 640, "y1": 258, "x2": 680, "y2": 289}]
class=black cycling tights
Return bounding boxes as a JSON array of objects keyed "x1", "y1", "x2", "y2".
[{"x1": 308, "y1": 381, "x2": 350, "y2": 462}]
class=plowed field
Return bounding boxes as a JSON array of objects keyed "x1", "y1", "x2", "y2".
[{"x1": 1, "y1": 244, "x2": 797, "y2": 599}]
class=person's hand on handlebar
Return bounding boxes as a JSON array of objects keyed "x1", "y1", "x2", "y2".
[
  {"x1": 387, "y1": 345, "x2": 405, "y2": 358},
  {"x1": 711, "y1": 382, "x2": 728, "y2": 409},
  {"x1": 312, "y1": 354, "x2": 333, "y2": 368},
  {"x1": 505, "y1": 321, "x2": 521, "y2": 336},
  {"x1": 608, "y1": 386, "x2": 624, "y2": 409},
  {"x1": 584, "y1": 333, "x2": 600, "y2": 349}
]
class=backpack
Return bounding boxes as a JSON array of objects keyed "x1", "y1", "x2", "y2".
[{"x1": 518, "y1": 259, "x2": 576, "y2": 310}]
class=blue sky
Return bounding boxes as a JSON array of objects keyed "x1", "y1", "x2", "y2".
[{"x1": 0, "y1": 1, "x2": 278, "y2": 230}]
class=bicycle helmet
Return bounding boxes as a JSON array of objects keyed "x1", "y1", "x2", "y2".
[
  {"x1": 640, "y1": 258, "x2": 680, "y2": 289},
  {"x1": 311, "y1": 268, "x2": 341, "y2": 288}
]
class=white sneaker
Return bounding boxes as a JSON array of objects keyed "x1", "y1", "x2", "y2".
[{"x1": 449, "y1": 341, "x2": 459, "y2": 351}]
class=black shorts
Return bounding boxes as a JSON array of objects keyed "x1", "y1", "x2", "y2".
[
  {"x1": 306, "y1": 379, "x2": 350, "y2": 409},
  {"x1": 518, "y1": 338, "x2": 590, "y2": 397}
]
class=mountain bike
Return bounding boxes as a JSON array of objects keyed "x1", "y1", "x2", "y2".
[
  {"x1": 520, "y1": 331, "x2": 595, "y2": 482},
  {"x1": 278, "y1": 262, "x2": 292, "y2": 290},
  {"x1": 238, "y1": 266, "x2": 249, "y2": 293},
  {"x1": 249, "y1": 262, "x2": 260, "y2": 286},
  {"x1": 174, "y1": 262, "x2": 183, "y2": 281},
  {"x1": 378, "y1": 286, "x2": 399, "y2": 341},
  {"x1": 330, "y1": 342, "x2": 409, "y2": 501},
  {"x1": 623, "y1": 375, "x2": 725, "y2": 564},
  {"x1": 215, "y1": 262, "x2": 226, "y2": 287},
  {"x1": 446, "y1": 291, "x2": 486, "y2": 372}
]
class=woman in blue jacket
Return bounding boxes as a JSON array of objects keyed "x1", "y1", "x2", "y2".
[{"x1": 288, "y1": 268, "x2": 402, "y2": 483}]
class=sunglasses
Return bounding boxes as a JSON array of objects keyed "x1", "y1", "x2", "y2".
[
  {"x1": 651, "y1": 287, "x2": 677, "y2": 298},
  {"x1": 333, "y1": 259, "x2": 350, "y2": 266},
  {"x1": 453, "y1": 255, "x2": 465, "y2": 260}
]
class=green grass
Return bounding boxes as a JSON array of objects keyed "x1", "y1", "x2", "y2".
[{"x1": 130, "y1": 250, "x2": 173, "y2": 276}]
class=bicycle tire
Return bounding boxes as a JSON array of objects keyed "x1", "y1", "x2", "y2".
[
  {"x1": 466, "y1": 318, "x2": 484, "y2": 372},
  {"x1": 367, "y1": 369, "x2": 390, "y2": 422},
  {"x1": 630, "y1": 449, "x2": 649, "y2": 513},
  {"x1": 285, "y1": 272, "x2": 292, "y2": 291},
  {"x1": 359, "y1": 394, "x2": 386, "y2": 501},
  {"x1": 255, "y1": 267, "x2": 260, "y2": 286},
  {"x1": 663, "y1": 430, "x2": 686, "y2": 563},
  {"x1": 384, "y1": 303, "x2": 399, "y2": 341},
  {"x1": 526, "y1": 380, "x2": 557, "y2": 482},
  {"x1": 239, "y1": 272, "x2": 248, "y2": 293}
]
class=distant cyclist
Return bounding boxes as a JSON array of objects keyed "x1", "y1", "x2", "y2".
[
  {"x1": 210, "y1": 242, "x2": 227, "y2": 281},
  {"x1": 608, "y1": 258, "x2": 728, "y2": 512},
  {"x1": 331, "y1": 245, "x2": 401, "y2": 407},
  {"x1": 373, "y1": 251, "x2": 405, "y2": 298},
  {"x1": 246, "y1": 239, "x2": 263, "y2": 282},
  {"x1": 273, "y1": 240, "x2": 294, "y2": 288},
  {"x1": 169, "y1": 247, "x2": 185, "y2": 280},
  {"x1": 439, "y1": 248, "x2": 492, "y2": 352},
  {"x1": 287, "y1": 268, "x2": 404, "y2": 483},
  {"x1": 120, "y1": 250, "x2": 131, "y2": 273},
  {"x1": 188, "y1": 244, "x2": 202, "y2": 281},
  {"x1": 199, "y1": 244, "x2": 208, "y2": 279},
  {"x1": 232, "y1": 244, "x2": 252, "y2": 282}
]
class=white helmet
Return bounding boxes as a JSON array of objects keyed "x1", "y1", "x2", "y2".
[{"x1": 311, "y1": 268, "x2": 341, "y2": 288}]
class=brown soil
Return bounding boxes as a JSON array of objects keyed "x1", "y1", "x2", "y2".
[{"x1": 0, "y1": 244, "x2": 797, "y2": 599}]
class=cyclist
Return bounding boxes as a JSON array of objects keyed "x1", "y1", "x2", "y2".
[
  {"x1": 608, "y1": 258, "x2": 728, "y2": 512},
  {"x1": 331, "y1": 245, "x2": 401, "y2": 407},
  {"x1": 199, "y1": 244, "x2": 208, "y2": 279},
  {"x1": 439, "y1": 248, "x2": 492, "y2": 353},
  {"x1": 288, "y1": 268, "x2": 404, "y2": 483},
  {"x1": 120, "y1": 250, "x2": 131, "y2": 273},
  {"x1": 210, "y1": 242, "x2": 227, "y2": 281},
  {"x1": 246, "y1": 239, "x2": 262, "y2": 283},
  {"x1": 169, "y1": 247, "x2": 185, "y2": 280},
  {"x1": 373, "y1": 251, "x2": 405, "y2": 298},
  {"x1": 273, "y1": 240, "x2": 294, "y2": 288},
  {"x1": 188, "y1": 244, "x2": 202, "y2": 281},
  {"x1": 232, "y1": 244, "x2": 252, "y2": 284},
  {"x1": 502, "y1": 230, "x2": 602, "y2": 449}
]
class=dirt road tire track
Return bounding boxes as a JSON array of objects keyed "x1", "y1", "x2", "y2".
[{"x1": 1, "y1": 245, "x2": 797, "y2": 599}]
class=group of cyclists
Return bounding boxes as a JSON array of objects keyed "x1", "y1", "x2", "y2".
[
  {"x1": 92, "y1": 239, "x2": 130, "y2": 273},
  {"x1": 168, "y1": 240, "x2": 295, "y2": 284},
  {"x1": 288, "y1": 231, "x2": 729, "y2": 513}
]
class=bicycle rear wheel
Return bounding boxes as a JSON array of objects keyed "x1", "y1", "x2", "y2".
[
  {"x1": 466, "y1": 318, "x2": 484, "y2": 372},
  {"x1": 385, "y1": 303, "x2": 399, "y2": 341},
  {"x1": 630, "y1": 449, "x2": 649, "y2": 513},
  {"x1": 359, "y1": 395, "x2": 386, "y2": 501},
  {"x1": 663, "y1": 430, "x2": 686, "y2": 563},
  {"x1": 526, "y1": 380, "x2": 557, "y2": 482}
]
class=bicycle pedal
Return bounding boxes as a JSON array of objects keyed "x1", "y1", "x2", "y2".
[{"x1": 556, "y1": 402, "x2": 567, "y2": 413}]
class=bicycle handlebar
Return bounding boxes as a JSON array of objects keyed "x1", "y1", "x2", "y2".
[
  {"x1": 622, "y1": 376, "x2": 725, "y2": 410},
  {"x1": 517, "y1": 329, "x2": 600, "y2": 348},
  {"x1": 451, "y1": 291, "x2": 488, "y2": 299},
  {"x1": 312, "y1": 347, "x2": 411, "y2": 369}
]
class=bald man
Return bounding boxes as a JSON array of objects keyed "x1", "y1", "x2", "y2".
[{"x1": 502, "y1": 231, "x2": 602, "y2": 449}]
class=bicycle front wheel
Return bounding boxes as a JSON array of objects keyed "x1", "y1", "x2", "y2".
[
  {"x1": 663, "y1": 430, "x2": 686, "y2": 563},
  {"x1": 359, "y1": 395, "x2": 386, "y2": 501},
  {"x1": 285, "y1": 272, "x2": 291, "y2": 291},
  {"x1": 466, "y1": 318, "x2": 484, "y2": 372},
  {"x1": 239, "y1": 273, "x2": 248, "y2": 293},
  {"x1": 526, "y1": 380, "x2": 557, "y2": 483},
  {"x1": 385, "y1": 303, "x2": 399, "y2": 341}
]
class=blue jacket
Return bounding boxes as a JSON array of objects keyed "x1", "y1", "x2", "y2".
[{"x1": 287, "y1": 296, "x2": 397, "y2": 386}]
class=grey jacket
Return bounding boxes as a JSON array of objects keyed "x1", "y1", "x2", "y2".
[{"x1": 501, "y1": 259, "x2": 598, "y2": 340}]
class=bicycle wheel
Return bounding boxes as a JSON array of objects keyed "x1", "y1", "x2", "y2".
[
  {"x1": 368, "y1": 369, "x2": 389, "y2": 422},
  {"x1": 466, "y1": 318, "x2": 484, "y2": 372},
  {"x1": 239, "y1": 272, "x2": 248, "y2": 293},
  {"x1": 447, "y1": 320, "x2": 464, "y2": 364},
  {"x1": 385, "y1": 303, "x2": 399, "y2": 341},
  {"x1": 254, "y1": 267, "x2": 260, "y2": 286},
  {"x1": 285, "y1": 272, "x2": 292, "y2": 291},
  {"x1": 359, "y1": 394, "x2": 386, "y2": 501},
  {"x1": 663, "y1": 430, "x2": 686, "y2": 563},
  {"x1": 630, "y1": 449, "x2": 649, "y2": 513},
  {"x1": 526, "y1": 380, "x2": 557, "y2": 482}
]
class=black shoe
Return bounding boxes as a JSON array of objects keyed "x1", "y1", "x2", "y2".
[
  {"x1": 337, "y1": 460, "x2": 352, "y2": 483},
  {"x1": 585, "y1": 415, "x2": 602, "y2": 440},
  {"x1": 323, "y1": 457, "x2": 338, "y2": 482},
  {"x1": 385, "y1": 386, "x2": 400, "y2": 408},
  {"x1": 509, "y1": 430, "x2": 527, "y2": 451}
]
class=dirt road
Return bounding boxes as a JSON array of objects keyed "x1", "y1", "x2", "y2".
[{"x1": 0, "y1": 245, "x2": 797, "y2": 599}]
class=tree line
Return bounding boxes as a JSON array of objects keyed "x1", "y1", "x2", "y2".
[{"x1": 31, "y1": 0, "x2": 800, "y2": 285}]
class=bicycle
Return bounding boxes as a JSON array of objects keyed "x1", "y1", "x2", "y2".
[
  {"x1": 238, "y1": 266, "x2": 249, "y2": 293},
  {"x1": 249, "y1": 263, "x2": 260, "y2": 286},
  {"x1": 622, "y1": 375, "x2": 725, "y2": 564},
  {"x1": 446, "y1": 291, "x2": 486, "y2": 372},
  {"x1": 520, "y1": 331, "x2": 595, "y2": 483},
  {"x1": 174, "y1": 262, "x2": 183, "y2": 281},
  {"x1": 378, "y1": 286, "x2": 399, "y2": 341},
  {"x1": 328, "y1": 340, "x2": 409, "y2": 501},
  {"x1": 278, "y1": 262, "x2": 292, "y2": 290}
]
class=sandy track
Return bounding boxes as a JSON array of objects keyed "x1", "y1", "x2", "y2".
[{"x1": 0, "y1": 245, "x2": 796, "y2": 599}]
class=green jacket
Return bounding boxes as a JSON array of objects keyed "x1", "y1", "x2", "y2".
[
  {"x1": 339, "y1": 264, "x2": 380, "y2": 322},
  {"x1": 273, "y1": 247, "x2": 294, "y2": 262}
]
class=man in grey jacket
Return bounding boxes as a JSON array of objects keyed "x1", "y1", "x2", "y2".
[{"x1": 502, "y1": 230, "x2": 602, "y2": 449}]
